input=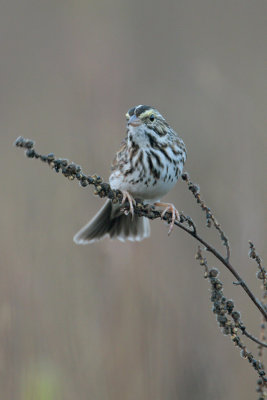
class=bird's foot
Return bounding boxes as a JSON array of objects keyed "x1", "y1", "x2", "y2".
[
  {"x1": 121, "y1": 191, "x2": 136, "y2": 219},
  {"x1": 154, "y1": 202, "x2": 180, "y2": 235}
]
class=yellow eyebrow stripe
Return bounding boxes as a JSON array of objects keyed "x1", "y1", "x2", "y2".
[{"x1": 139, "y1": 110, "x2": 154, "y2": 119}]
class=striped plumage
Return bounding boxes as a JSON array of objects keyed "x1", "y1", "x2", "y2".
[{"x1": 74, "y1": 105, "x2": 186, "y2": 244}]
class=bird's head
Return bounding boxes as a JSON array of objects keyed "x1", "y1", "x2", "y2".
[{"x1": 125, "y1": 105, "x2": 170, "y2": 139}]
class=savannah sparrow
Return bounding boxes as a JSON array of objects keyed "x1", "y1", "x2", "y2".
[{"x1": 74, "y1": 105, "x2": 187, "y2": 244}]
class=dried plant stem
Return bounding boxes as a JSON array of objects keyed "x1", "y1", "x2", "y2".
[
  {"x1": 15, "y1": 136, "x2": 267, "y2": 391},
  {"x1": 248, "y1": 242, "x2": 267, "y2": 397},
  {"x1": 14, "y1": 136, "x2": 267, "y2": 321},
  {"x1": 174, "y1": 219, "x2": 267, "y2": 321},
  {"x1": 196, "y1": 247, "x2": 266, "y2": 386}
]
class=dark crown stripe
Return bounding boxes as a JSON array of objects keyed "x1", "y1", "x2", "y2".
[
  {"x1": 135, "y1": 105, "x2": 153, "y2": 117},
  {"x1": 127, "y1": 107, "x2": 136, "y2": 117}
]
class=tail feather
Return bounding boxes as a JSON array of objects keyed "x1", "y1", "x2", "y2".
[{"x1": 73, "y1": 200, "x2": 150, "y2": 244}]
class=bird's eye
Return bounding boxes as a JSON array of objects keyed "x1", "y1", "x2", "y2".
[{"x1": 149, "y1": 114, "x2": 155, "y2": 122}]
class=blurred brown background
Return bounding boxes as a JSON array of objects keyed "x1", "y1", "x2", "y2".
[{"x1": 1, "y1": 0, "x2": 266, "y2": 399}]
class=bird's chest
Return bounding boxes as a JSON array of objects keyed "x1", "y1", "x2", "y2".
[
  {"x1": 110, "y1": 149, "x2": 183, "y2": 201},
  {"x1": 132, "y1": 160, "x2": 182, "y2": 200}
]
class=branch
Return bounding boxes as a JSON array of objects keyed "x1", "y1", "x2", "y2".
[
  {"x1": 15, "y1": 136, "x2": 267, "y2": 387},
  {"x1": 175, "y1": 220, "x2": 267, "y2": 320},
  {"x1": 14, "y1": 136, "x2": 267, "y2": 321}
]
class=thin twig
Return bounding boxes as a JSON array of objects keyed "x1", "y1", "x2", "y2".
[
  {"x1": 181, "y1": 172, "x2": 231, "y2": 261},
  {"x1": 242, "y1": 330, "x2": 267, "y2": 348},
  {"x1": 249, "y1": 242, "x2": 267, "y2": 397}
]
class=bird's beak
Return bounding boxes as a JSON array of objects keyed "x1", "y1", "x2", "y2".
[{"x1": 128, "y1": 115, "x2": 142, "y2": 127}]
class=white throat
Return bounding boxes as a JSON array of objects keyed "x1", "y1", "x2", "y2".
[{"x1": 128, "y1": 124, "x2": 152, "y2": 147}]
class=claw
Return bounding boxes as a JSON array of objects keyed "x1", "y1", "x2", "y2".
[
  {"x1": 154, "y1": 202, "x2": 180, "y2": 235},
  {"x1": 121, "y1": 191, "x2": 136, "y2": 219}
]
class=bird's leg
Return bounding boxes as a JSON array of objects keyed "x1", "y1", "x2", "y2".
[
  {"x1": 154, "y1": 202, "x2": 180, "y2": 236},
  {"x1": 121, "y1": 191, "x2": 136, "y2": 219}
]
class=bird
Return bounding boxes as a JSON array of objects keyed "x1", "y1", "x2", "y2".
[{"x1": 73, "y1": 105, "x2": 187, "y2": 244}]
